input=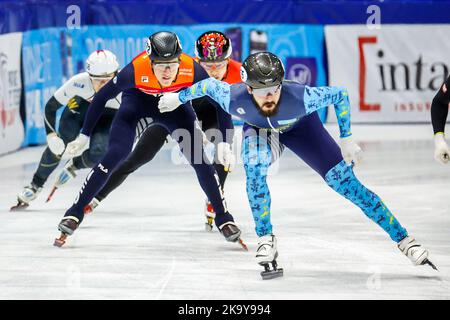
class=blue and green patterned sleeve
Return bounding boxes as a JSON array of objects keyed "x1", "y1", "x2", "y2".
[
  {"x1": 179, "y1": 77, "x2": 231, "y2": 113},
  {"x1": 303, "y1": 86, "x2": 352, "y2": 138}
]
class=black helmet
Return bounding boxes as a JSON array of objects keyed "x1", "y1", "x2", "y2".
[
  {"x1": 146, "y1": 31, "x2": 182, "y2": 61},
  {"x1": 241, "y1": 52, "x2": 284, "y2": 89},
  {"x1": 195, "y1": 31, "x2": 232, "y2": 62}
]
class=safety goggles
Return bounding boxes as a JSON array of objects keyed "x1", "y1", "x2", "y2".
[
  {"x1": 199, "y1": 60, "x2": 228, "y2": 71},
  {"x1": 152, "y1": 61, "x2": 180, "y2": 72},
  {"x1": 88, "y1": 71, "x2": 117, "y2": 80},
  {"x1": 251, "y1": 84, "x2": 281, "y2": 97}
]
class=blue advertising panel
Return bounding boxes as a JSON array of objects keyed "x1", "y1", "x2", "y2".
[{"x1": 22, "y1": 27, "x2": 65, "y2": 145}]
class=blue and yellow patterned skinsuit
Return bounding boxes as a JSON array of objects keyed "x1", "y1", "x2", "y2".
[{"x1": 178, "y1": 79, "x2": 408, "y2": 243}]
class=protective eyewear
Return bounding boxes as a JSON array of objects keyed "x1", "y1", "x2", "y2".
[
  {"x1": 199, "y1": 60, "x2": 228, "y2": 71},
  {"x1": 152, "y1": 62, "x2": 180, "y2": 72},
  {"x1": 89, "y1": 72, "x2": 116, "y2": 80},
  {"x1": 252, "y1": 84, "x2": 281, "y2": 96}
]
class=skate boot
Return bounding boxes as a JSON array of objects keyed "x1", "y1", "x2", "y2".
[
  {"x1": 46, "y1": 159, "x2": 77, "y2": 202},
  {"x1": 83, "y1": 197, "x2": 100, "y2": 215},
  {"x1": 10, "y1": 183, "x2": 42, "y2": 211},
  {"x1": 217, "y1": 219, "x2": 248, "y2": 251},
  {"x1": 398, "y1": 236, "x2": 437, "y2": 270},
  {"x1": 54, "y1": 216, "x2": 80, "y2": 247},
  {"x1": 256, "y1": 234, "x2": 283, "y2": 280},
  {"x1": 204, "y1": 200, "x2": 215, "y2": 231}
]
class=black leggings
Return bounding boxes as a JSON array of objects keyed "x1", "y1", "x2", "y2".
[{"x1": 95, "y1": 106, "x2": 228, "y2": 201}]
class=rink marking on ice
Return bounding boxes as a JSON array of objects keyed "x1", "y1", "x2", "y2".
[{"x1": 154, "y1": 256, "x2": 176, "y2": 299}]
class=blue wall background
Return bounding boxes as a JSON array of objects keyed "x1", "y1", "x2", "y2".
[{"x1": 2, "y1": 0, "x2": 450, "y2": 35}]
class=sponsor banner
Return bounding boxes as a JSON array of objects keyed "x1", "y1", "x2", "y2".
[
  {"x1": 326, "y1": 24, "x2": 450, "y2": 123},
  {"x1": 22, "y1": 27, "x2": 65, "y2": 145},
  {"x1": 0, "y1": 32, "x2": 24, "y2": 155},
  {"x1": 69, "y1": 24, "x2": 327, "y2": 121}
]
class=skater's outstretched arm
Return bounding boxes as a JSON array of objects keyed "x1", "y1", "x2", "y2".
[
  {"x1": 431, "y1": 76, "x2": 450, "y2": 164},
  {"x1": 46, "y1": 77, "x2": 91, "y2": 156},
  {"x1": 192, "y1": 63, "x2": 234, "y2": 144},
  {"x1": 303, "y1": 86, "x2": 361, "y2": 165},
  {"x1": 178, "y1": 77, "x2": 231, "y2": 113},
  {"x1": 81, "y1": 63, "x2": 135, "y2": 137},
  {"x1": 431, "y1": 76, "x2": 450, "y2": 135},
  {"x1": 48, "y1": 72, "x2": 95, "y2": 134},
  {"x1": 303, "y1": 86, "x2": 352, "y2": 138},
  {"x1": 43, "y1": 96, "x2": 64, "y2": 134}
]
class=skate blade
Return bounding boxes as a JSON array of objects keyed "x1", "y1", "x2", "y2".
[
  {"x1": 423, "y1": 259, "x2": 438, "y2": 271},
  {"x1": 238, "y1": 238, "x2": 248, "y2": 251},
  {"x1": 46, "y1": 187, "x2": 57, "y2": 203},
  {"x1": 53, "y1": 234, "x2": 67, "y2": 247},
  {"x1": 10, "y1": 202, "x2": 29, "y2": 211},
  {"x1": 261, "y1": 268, "x2": 284, "y2": 280}
]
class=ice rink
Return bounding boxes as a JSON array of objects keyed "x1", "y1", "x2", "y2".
[{"x1": 0, "y1": 124, "x2": 449, "y2": 300}]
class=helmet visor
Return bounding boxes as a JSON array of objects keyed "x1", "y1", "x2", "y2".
[
  {"x1": 199, "y1": 60, "x2": 228, "y2": 71},
  {"x1": 252, "y1": 84, "x2": 281, "y2": 97},
  {"x1": 88, "y1": 71, "x2": 117, "y2": 79},
  {"x1": 152, "y1": 61, "x2": 180, "y2": 72}
]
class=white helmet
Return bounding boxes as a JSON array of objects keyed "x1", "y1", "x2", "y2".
[{"x1": 85, "y1": 50, "x2": 119, "y2": 77}]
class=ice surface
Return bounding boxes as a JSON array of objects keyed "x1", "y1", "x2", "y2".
[{"x1": 0, "y1": 124, "x2": 449, "y2": 299}]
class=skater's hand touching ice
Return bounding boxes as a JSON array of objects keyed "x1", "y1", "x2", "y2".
[
  {"x1": 158, "y1": 92, "x2": 182, "y2": 113},
  {"x1": 217, "y1": 142, "x2": 236, "y2": 172},
  {"x1": 434, "y1": 133, "x2": 450, "y2": 164},
  {"x1": 47, "y1": 133, "x2": 65, "y2": 156},
  {"x1": 340, "y1": 136, "x2": 362, "y2": 166},
  {"x1": 66, "y1": 133, "x2": 89, "y2": 156}
]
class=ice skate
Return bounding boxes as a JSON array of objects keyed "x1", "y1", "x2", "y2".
[
  {"x1": 83, "y1": 197, "x2": 100, "y2": 215},
  {"x1": 218, "y1": 221, "x2": 248, "y2": 250},
  {"x1": 256, "y1": 234, "x2": 283, "y2": 280},
  {"x1": 54, "y1": 216, "x2": 79, "y2": 247},
  {"x1": 204, "y1": 200, "x2": 215, "y2": 231},
  {"x1": 10, "y1": 183, "x2": 42, "y2": 211},
  {"x1": 398, "y1": 236, "x2": 438, "y2": 270},
  {"x1": 46, "y1": 159, "x2": 77, "y2": 202}
]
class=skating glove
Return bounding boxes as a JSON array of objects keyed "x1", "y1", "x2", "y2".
[
  {"x1": 158, "y1": 92, "x2": 182, "y2": 113},
  {"x1": 47, "y1": 133, "x2": 65, "y2": 156},
  {"x1": 66, "y1": 133, "x2": 89, "y2": 156},
  {"x1": 340, "y1": 135, "x2": 362, "y2": 166},
  {"x1": 217, "y1": 142, "x2": 236, "y2": 172},
  {"x1": 434, "y1": 133, "x2": 450, "y2": 164}
]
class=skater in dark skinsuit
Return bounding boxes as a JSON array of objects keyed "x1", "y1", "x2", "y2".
[
  {"x1": 54, "y1": 32, "x2": 244, "y2": 248},
  {"x1": 84, "y1": 31, "x2": 242, "y2": 233}
]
